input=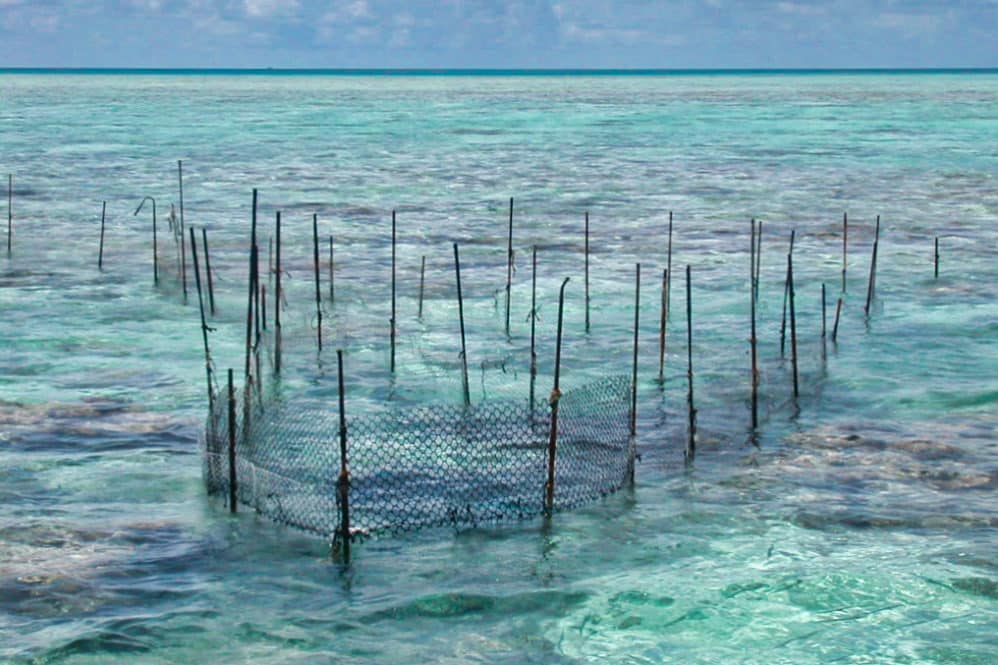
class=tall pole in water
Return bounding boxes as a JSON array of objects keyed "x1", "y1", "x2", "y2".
[
  {"x1": 584, "y1": 211, "x2": 590, "y2": 333},
  {"x1": 505, "y1": 197, "x2": 514, "y2": 338},
  {"x1": 544, "y1": 277, "x2": 570, "y2": 516},
  {"x1": 529, "y1": 246, "x2": 538, "y2": 411},
  {"x1": 7, "y1": 174, "x2": 12, "y2": 255},
  {"x1": 97, "y1": 201, "x2": 106, "y2": 270},
  {"x1": 134, "y1": 196, "x2": 158, "y2": 285},
  {"x1": 631, "y1": 263, "x2": 640, "y2": 438},
  {"x1": 685, "y1": 265, "x2": 695, "y2": 463},
  {"x1": 454, "y1": 243, "x2": 470, "y2": 407},
  {"x1": 391, "y1": 210, "x2": 397, "y2": 373},
  {"x1": 336, "y1": 349, "x2": 351, "y2": 564},
  {"x1": 750, "y1": 221, "x2": 759, "y2": 431},
  {"x1": 313, "y1": 213, "x2": 322, "y2": 352}
]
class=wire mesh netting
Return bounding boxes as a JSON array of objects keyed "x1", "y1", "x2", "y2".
[{"x1": 203, "y1": 374, "x2": 633, "y2": 542}]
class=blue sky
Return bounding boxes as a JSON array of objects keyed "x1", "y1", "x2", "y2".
[{"x1": 0, "y1": 1, "x2": 995, "y2": 68}]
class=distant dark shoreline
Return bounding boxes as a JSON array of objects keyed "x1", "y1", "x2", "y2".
[{"x1": 1, "y1": 67, "x2": 996, "y2": 77}]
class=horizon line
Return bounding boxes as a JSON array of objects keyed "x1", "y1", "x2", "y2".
[{"x1": 1, "y1": 66, "x2": 996, "y2": 76}]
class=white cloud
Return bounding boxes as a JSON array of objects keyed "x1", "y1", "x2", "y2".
[
  {"x1": 244, "y1": 0, "x2": 299, "y2": 18},
  {"x1": 873, "y1": 11, "x2": 946, "y2": 38},
  {"x1": 321, "y1": 0, "x2": 372, "y2": 24},
  {"x1": 776, "y1": 2, "x2": 825, "y2": 16}
]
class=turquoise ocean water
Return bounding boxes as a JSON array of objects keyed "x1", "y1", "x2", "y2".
[{"x1": 1, "y1": 71, "x2": 996, "y2": 663}]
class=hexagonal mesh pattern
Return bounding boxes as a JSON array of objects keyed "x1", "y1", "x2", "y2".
[{"x1": 203, "y1": 375, "x2": 632, "y2": 541}]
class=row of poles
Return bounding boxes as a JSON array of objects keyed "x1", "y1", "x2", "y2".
[
  {"x1": 0, "y1": 170, "x2": 941, "y2": 561},
  {"x1": 210, "y1": 193, "x2": 906, "y2": 562}
]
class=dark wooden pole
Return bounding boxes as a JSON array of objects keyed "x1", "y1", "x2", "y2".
[
  {"x1": 788, "y1": 253, "x2": 799, "y2": 398},
  {"x1": 6, "y1": 174, "x2": 10, "y2": 255},
  {"x1": 934, "y1": 236, "x2": 939, "y2": 279},
  {"x1": 244, "y1": 190, "x2": 258, "y2": 384},
  {"x1": 584, "y1": 211, "x2": 590, "y2": 333},
  {"x1": 98, "y1": 200, "x2": 106, "y2": 270},
  {"x1": 832, "y1": 297, "x2": 843, "y2": 343},
  {"x1": 189, "y1": 227, "x2": 214, "y2": 415},
  {"x1": 865, "y1": 215, "x2": 880, "y2": 317},
  {"x1": 227, "y1": 368, "x2": 237, "y2": 513},
  {"x1": 750, "y1": 218, "x2": 757, "y2": 300},
  {"x1": 275, "y1": 211, "x2": 282, "y2": 374},
  {"x1": 750, "y1": 225, "x2": 759, "y2": 431},
  {"x1": 336, "y1": 349, "x2": 351, "y2": 564},
  {"x1": 631, "y1": 263, "x2": 640, "y2": 437},
  {"x1": 658, "y1": 268, "x2": 668, "y2": 384},
  {"x1": 254, "y1": 241, "x2": 261, "y2": 345},
  {"x1": 313, "y1": 213, "x2": 322, "y2": 352},
  {"x1": 780, "y1": 229, "x2": 796, "y2": 357},
  {"x1": 529, "y1": 245, "x2": 538, "y2": 410},
  {"x1": 685, "y1": 264, "x2": 695, "y2": 463},
  {"x1": 505, "y1": 197, "x2": 514, "y2": 338},
  {"x1": 391, "y1": 210, "x2": 396, "y2": 373},
  {"x1": 202, "y1": 227, "x2": 215, "y2": 315},
  {"x1": 135, "y1": 197, "x2": 158, "y2": 284},
  {"x1": 454, "y1": 243, "x2": 470, "y2": 407},
  {"x1": 418, "y1": 255, "x2": 426, "y2": 320},
  {"x1": 544, "y1": 277, "x2": 570, "y2": 516},
  {"x1": 178, "y1": 160, "x2": 188, "y2": 304}
]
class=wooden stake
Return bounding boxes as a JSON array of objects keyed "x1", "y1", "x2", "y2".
[
  {"x1": 788, "y1": 253, "x2": 799, "y2": 398},
  {"x1": 418, "y1": 255, "x2": 426, "y2": 320},
  {"x1": 202, "y1": 227, "x2": 215, "y2": 315},
  {"x1": 135, "y1": 197, "x2": 158, "y2": 284},
  {"x1": 98, "y1": 201, "x2": 106, "y2": 270},
  {"x1": 329, "y1": 235, "x2": 335, "y2": 303},
  {"x1": 865, "y1": 215, "x2": 880, "y2": 317},
  {"x1": 584, "y1": 211, "x2": 591, "y2": 333},
  {"x1": 190, "y1": 227, "x2": 214, "y2": 415},
  {"x1": 505, "y1": 197, "x2": 514, "y2": 338},
  {"x1": 244, "y1": 190, "x2": 258, "y2": 384},
  {"x1": 780, "y1": 229, "x2": 796, "y2": 357},
  {"x1": 529, "y1": 246, "x2": 538, "y2": 411},
  {"x1": 934, "y1": 236, "x2": 939, "y2": 279},
  {"x1": 631, "y1": 263, "x2": 640, "y2": 437},
  {"x1": 391, "y1": 210, "x2": 396, "y2": 373},
  {"x1": 750, "y1": 226, "x2": 759, "y2": 431},
  {"x1": 275, "y1": 211, "x2": 282, "y2": 374},
  {"x1": 658, "y1": 268, "x2": 668, "y2": 384},
  {"x1": 685, "y1": 264, "x2": 695, "y2": 463},
  {"x1": 832, "y1": 297, "x2": 843, "y2": 343},
  {"x1": 544, "y1": 277, "x2": 570, "y2": 515},
  {"x1": 6, "y1": 174, "x2": 10, "y2": 255},
  {"x1": 336, "y1": 349, "x2": 351, "y2": 564},
  {"x1": 454, "y1": 243, "x2": 471, "y2": 407},
  {"x1": 227, "y1": 368, "x2": 237, "y2": 513},
  {"x1": 313, "y1": 213, "x2": 322, "y2": 352}
]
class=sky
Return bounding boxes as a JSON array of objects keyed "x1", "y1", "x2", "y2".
[{"x1": 0, "y1": 0, "x2": 995, "y2": 69}]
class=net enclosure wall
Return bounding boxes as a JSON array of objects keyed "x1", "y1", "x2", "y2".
[{"x1": 203, "y1": 375, "x2": 633, "y2": 541}]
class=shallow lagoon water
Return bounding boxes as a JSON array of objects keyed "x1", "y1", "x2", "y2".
[{"x1": 1, "y1": 72, "x2": 996, "y2": 663}]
